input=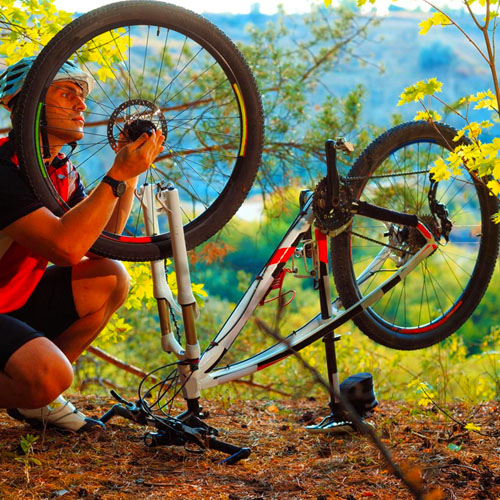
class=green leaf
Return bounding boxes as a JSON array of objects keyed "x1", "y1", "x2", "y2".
[{"x1": 447, "y1": 443, "x2": 462, "y2": 451}]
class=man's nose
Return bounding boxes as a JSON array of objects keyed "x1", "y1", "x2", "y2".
[{"x1": 74, "y1": 95, "x2": 86, "y2": 111}]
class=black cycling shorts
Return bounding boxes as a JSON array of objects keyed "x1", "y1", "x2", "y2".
[{"x1": 0, "y1": 266, "x2": 79, "y2": 371}]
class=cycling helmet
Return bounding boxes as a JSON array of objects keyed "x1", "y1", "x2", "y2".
[{"x1": 0, "y1": 56, "x2": 95, "y2": 109}]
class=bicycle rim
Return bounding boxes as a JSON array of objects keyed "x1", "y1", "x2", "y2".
[
  {"x1": 332, "y1": 121, "x2": 499, "y2": 349},
  {"x1": 15, "y1": 1, "x2": 262, "y2": 261}
]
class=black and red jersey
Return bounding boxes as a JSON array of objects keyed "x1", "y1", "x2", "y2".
[{"x1": 0, "y1": 135, "x2": 85, "y2": 313}]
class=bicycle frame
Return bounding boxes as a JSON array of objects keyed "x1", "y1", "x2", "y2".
[{"x1": 141, "y1": 182, "x2": 438, "y2": 403}]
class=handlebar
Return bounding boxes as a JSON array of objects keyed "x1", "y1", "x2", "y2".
[
  {"x1": 208, "y1": 437, "x2": 251, "y2": 464},
  {"x1": 143, "y1": 427, "x2": 251, "y2": 464}
]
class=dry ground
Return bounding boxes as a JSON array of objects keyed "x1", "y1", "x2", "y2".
[{"x1": 0, "y1": 397, "x2": 498, "y2": 499}]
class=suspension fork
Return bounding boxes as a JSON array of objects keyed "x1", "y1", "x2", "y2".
[{"x1": 139, "y1": 183, "x2": 202, "y2": 412}]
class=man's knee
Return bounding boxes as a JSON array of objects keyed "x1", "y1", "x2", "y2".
[
  {"x1": 24, "y1": 364, "x2": 73, "y2": 408},
  {"x1": 101, "y1": 259, "x2": 130, "y2": 309},
  {"x1": 73, "y1": 258, "x2": 130, "y2": 318},
  {"x1": 5, "y1": 339, "x2": 74, "y2": 408}
]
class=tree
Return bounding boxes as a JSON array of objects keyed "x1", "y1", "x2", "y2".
[
  {"x1": 0, "y1": 0, "x2": 383, "y2": 385},
  {"x1": 356, "y1": 0, "x2": 500, "y2": 205},
  {"x1": 242, "y1": 5, "x2": 381, "y2": 194}
]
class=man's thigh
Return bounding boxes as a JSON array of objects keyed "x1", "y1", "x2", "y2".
[
  {"x1": 6, "y1": 265, "x2": 79, "y2": 339},
  {"x1": 0, "y1": 314, "x2": 44, "y2": 371},
  {"x1": 71, "y1": 258, "x2": 129, "y2": 318}
]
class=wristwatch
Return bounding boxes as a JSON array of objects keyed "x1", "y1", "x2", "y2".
[{"x1": 101, "y1": 175, "x2": 127, "y2": 197}]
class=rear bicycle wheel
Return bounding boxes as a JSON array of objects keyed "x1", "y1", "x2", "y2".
[
  {"x1": 331, "y1": 121, "x2": 499, "y2": 350},
  {"x1": 14, "y1": 1, "x2": 263, "y2": 261}
]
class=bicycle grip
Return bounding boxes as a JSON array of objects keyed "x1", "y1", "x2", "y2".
[{"x1": 208, "y1": 437, "x2": 251, "y2": 464}]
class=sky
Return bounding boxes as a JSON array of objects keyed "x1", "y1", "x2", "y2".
[
  {"x1": 53, "y1": 0, "x2": 468, "y2": 16},
  {"x1": 54, "y1": 0, "x2": 320, "y2": 15}
]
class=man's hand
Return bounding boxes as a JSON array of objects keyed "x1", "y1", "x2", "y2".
[{"x1": 107, "y1": 129, "x2": 164, "y2": 181}]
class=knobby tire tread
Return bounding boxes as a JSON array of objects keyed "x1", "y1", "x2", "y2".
[
  {"x1": 331, "y1": 121, "x2": 499, "y2": 350},
  {"x1": 14, "y1": 1, "x2": 264, "y2": 261}
]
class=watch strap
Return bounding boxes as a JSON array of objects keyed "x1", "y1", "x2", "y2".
[{"x1": 102, "y1": 175, "x2": 126, "y2": 197}]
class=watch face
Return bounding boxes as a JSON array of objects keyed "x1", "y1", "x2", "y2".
[{"x1": 116, "y1": 181, "x2": 127, "y2": 197}]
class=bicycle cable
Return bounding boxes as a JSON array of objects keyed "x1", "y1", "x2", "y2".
[{"x1": 164, "y1": 258, "x2": 182, "y2": 344}]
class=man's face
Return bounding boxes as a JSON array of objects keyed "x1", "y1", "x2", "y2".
[{"x1": 44, "y1": 81, "x2": 86, "y2": 146}]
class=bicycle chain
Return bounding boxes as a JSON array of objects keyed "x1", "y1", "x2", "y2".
[
  {"x1": 345, "y1": 168, "x2": 478, "y2": 189},
  {"x1": 350, "y1": 213, "x2": 438, "y2": 256},
  {"x1": 343, "y1": 169, "x2": 430, "y2": 182},
  {"x1": 349, "y1": 230, "x2": 413, "y2": 255}
]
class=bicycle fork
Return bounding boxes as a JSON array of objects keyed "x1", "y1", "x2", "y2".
[{"x1": 139, "y1": 183, "x2": 202, "y2": 413}]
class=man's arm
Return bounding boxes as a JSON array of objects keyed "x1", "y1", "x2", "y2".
[
  {"x1": 103, "y1": 176, "x2": 138, "y2": 235},
  {"x1": 3, "y1": 130, "x2": 164, "y2": 266}
]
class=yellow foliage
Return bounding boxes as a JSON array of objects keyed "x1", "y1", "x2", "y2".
[
  {"x1": 430, "y1": 158, "x2": 452, "y2": 182},
  {"x1": 487, "y1": 179, "x2": 500, "y2": 196},
  {"x1": 414, "y1": 110, "x2": 442, "y2": 122},
  {"x1": 465, "y1": 422, "x2": 481, "y2": 432},
  {"x1": 356, "y1": 0, "x2": 378, "y2": 6},
  {"x1": 398, "y1": 78, "x2": 442, "y2": 106},
  {"x1": 469, "y1": 90, "x2": 499, "y2": 111},
  {"x1": 0, "y1": 3, "x2": 129, "y2": 84},
  {"x1": 419, "y1": 12, "x2": 451, "y2": 35},
  {"x1": 0, "y1": 0, "x2": 73, "y2": 63}
]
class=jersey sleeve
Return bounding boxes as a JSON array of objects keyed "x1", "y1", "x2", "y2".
[
  {"x1": 67, "y1": 170, "x2": 87, "y2": 207},
  {"x1": 0, "y1": 161, "x2": 43, "y2": 230}
]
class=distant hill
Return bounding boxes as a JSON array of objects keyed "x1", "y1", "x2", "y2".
[
  {"x1": 204, "y1": 7, "x2": 495, "y2": 132},
  {"x1": 0, "y1": 7, "x2": 494, "y2": 134}
]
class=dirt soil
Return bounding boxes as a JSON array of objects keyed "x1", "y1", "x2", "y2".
[{"x1": 0, "y1": 397, "x2": 498, "y2": 500}]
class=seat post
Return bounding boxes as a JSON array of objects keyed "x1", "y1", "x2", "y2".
[{"x1": 323, "y1": 331, "x2": 341, "y2": 410}]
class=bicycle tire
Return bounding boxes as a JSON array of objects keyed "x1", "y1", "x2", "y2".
[
  {"x1": 14, "y1": 1, "x2": 263, "y2": 261},
  {"x1": 331, "y1": 121, "x2": 499, "y2": 350}
]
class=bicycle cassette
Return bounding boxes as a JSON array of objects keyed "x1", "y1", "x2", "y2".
[{"x1": 313, "y1": 177, "x2": 353, "y2": 236}]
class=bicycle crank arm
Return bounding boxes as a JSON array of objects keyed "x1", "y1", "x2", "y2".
[{"x1": 99, "y1": 403, "x2": 149, "y2": 425}]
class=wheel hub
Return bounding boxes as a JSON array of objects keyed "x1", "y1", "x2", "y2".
[{"x1": 107, "y1": 99, "x2": 168, "y2": 149}]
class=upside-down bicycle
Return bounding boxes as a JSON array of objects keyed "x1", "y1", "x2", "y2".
[{"x1": 12, "y1": 1, "x2": 499, "y2": 463}]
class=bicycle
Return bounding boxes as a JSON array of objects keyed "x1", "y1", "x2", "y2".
[{"x1": 12, "y1": 1, "x2": 499, "y2": 463}]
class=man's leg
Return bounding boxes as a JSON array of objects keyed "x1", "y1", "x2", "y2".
[
  {"x1": 52, "y1": 257, "x2": 130, "y2": 363},
  {"x1": 2, "y1": 258, "x2": 129, "y2": 430},
  {"x1": 0, "y1": 335, "x2": 73, "y2": 409}
]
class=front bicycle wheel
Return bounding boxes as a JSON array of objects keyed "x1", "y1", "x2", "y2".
[
  {"x1": 331, "y1": 121, "x2": 499, "y2": 350},
  {"x1": 14, "y1": 1, "x2": 263, "y2": 261}
]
